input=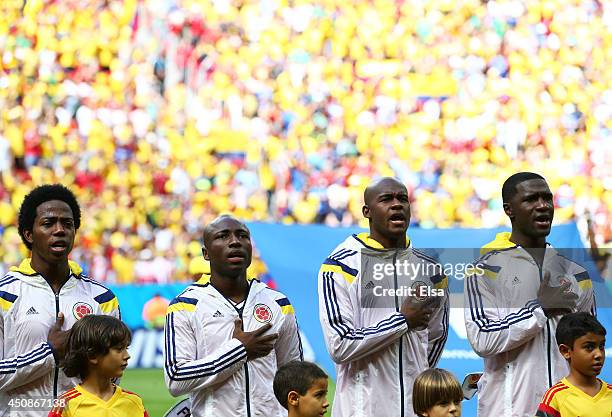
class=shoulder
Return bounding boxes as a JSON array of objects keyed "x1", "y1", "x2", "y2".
[
  {"x1": 0, "y1": 274, "x2": 21, "y2": 313},
  {"x1": 542, "y1": 381, "x2": 570, "y2": 405},
  {"x1": 120, "y1": 388, "x2": 145, "y2": 406},
  {"x1": 260, "y1": 284, "x2": 295, "y2": 315},
  {"x1": 320, "y1": 237, "x2": 360, "y2": 283},
  {"x1": 325, "y1": 235, "x2": 361, "y2": 260},
  {"x1": 166, "y1": 285, "x2": 204, "y2": 314},
  {"x1": 77, "y1": 275, "x2": 120, "y2": 313}
]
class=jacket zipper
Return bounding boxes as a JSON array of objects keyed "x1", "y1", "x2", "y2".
[
  {"x1": 53, "y1": 293, "x2": 60, "y2": 398},
  {"x1": 222, "y1": 281, "x2": 253, "y2": 417},
  {"x1": 392, "y1": 250, "x2": 404, "y2": 417},
  {"x1": 525, "y1": 249, "x2": 553, "y2": 388}
]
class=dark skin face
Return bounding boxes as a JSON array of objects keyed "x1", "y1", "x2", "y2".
[
  {"x1": 23, "y1": 200, "x2": 76, "y2": 292},
  {"x1": 362, "y1": 178, "x2": 410, "y2": 249},
  {"x1": 504, "y1": 179, "x2": 554, "y2": 249},
  {"x1": 202, "y1": 216, "x2": 253, "y2": 302}
]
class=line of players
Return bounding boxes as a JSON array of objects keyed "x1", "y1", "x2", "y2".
[{"x1": 0, "y1": 173, "x2": 608, "y2": 417}]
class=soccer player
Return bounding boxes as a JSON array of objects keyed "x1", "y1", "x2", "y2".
[
  {"x1": 48, "y1": 315, "x2": 148, "y2": 417},
  {"x1": 535, "y1": 312, "x2": 611, "y2": 417},
  {"x1": 318, "y1": 177, "x2": 449, "y2": 417},
  {"x1": 273, "y1": 361, "x2": 329, "y2": 417},
  {"x1": 0, "y1": 184, "x2": 121, "y2": 417},
  {"x1": 464, "y1": 172, "x2": 595, "y2": 416},
  {"x1": 164, "y1": 215, "x2": 303, "y2": 417}
]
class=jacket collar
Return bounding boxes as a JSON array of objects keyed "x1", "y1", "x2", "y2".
[
  {"x1": 354, "y1": 232, "x2": 411, "y2": 250},
  {"x1": 10, "y1": 258, "x2": 83, "y2": 276},
  {"x1": 9, "y1": 258, "x2": 82, "y2": 290}
]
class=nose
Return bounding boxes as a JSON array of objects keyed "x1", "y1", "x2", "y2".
[
  {"x1": 52, "y1": 221, "x2": 66, "y2": 235},
  {"x1": 228, "y1": 234, "x2": 241, "y2": 247}
]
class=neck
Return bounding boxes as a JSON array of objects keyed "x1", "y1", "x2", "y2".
[
  {"x1": 30, "y1": 253, "x2": 70, "y2": 293},
  {"x1": 566, "y1": 370, "x2": 600, "y2": 392},
  {"x1": 369, "y1": 231, "x2": 406, "y2": 249},
  {"x1": 81, "y1": 372, "x2": 115, "y2": 401},
  {"x1": 210, "y1": 271, "x2": 250, "y2": 303},
  {"x1": 509, "y1": 231, "x2": 546, "y2": 249}
]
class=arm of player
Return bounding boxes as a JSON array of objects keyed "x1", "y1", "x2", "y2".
[
  {"x1": 534, "y1": 386, "x2": 562, "y2": 417},
  {"x1": 0, "y1": 314, "x2": 56, "y2": 392},
  {"x1": 274, "y1": 299, "x2": 303, "y2": 366},
  {"x1": 426, "y1": 286, "x2": 449, "y2": 367},
  {"x1": 164, "y1": 310, "x2": 247, "y2": 397},
  {"x1": 319, "y1": 267, "x2": 408, "y2": 364},
  {"x1": 464, "y1": 271, "x2": 547, "y2": 357}
]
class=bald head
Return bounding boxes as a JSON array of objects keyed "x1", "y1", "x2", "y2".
[
  {"x1": 202, "y1": 215, "x2": 248, "y2": 248},
  {"x1": 364, "y1": 177, "x2": 407, "y2": 205}
]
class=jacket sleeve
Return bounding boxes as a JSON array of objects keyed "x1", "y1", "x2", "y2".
[
  {"x1": 0, "y1": 312, "x2": 57, "y2": 391},
  {"x1": 164, "y1": 306, "x2": 247, "y2": 396},
  {"x1": 93, "y1": 288, "x2": 121, "y2": 319},
  {"x1": 572, "y1": 270, "x2": 596, "y2": 316},
  {"x1": 318, "y1": 261, "x2": 408, "y2": 364},
  {"x1": 464, "y1": 266, "x2": 547, "y2": 357},
  {"x1": 274, "y1": 298, "x2": 303, "y2": 366},
  {"x1": 427, "y1": 281, "x2": 449, "y2": 367}
]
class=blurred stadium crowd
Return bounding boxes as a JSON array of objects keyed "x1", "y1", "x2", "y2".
[{"x1": 0, "y1": 0, "x2": 609, "y2": 283}]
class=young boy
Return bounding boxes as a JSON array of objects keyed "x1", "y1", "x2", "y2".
[
  {"x1": 536, "y1": 312, "x2": 612, "y2": 417},
  {"x1": 274, "y1": 361, "x2": 329, "y2": 417},
  {"x1": 48, "y1": 315, "x2": 149, "y2": 417},
  {"x1": 413, "y1": 368, "x2": 463, "y2": 417}
]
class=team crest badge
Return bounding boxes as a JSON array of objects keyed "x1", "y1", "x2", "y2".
[
  {"x1": 73, "y1": 302, "x2": 93, "y2": 319},
  {"x1": 411, "y1": 281, "x2": 429, "y2": 301},
  {"x1": 253, "y1": 304, "x2": 272, "y2": 323}
]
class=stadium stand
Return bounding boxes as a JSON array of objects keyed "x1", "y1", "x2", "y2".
[{"x1": 0, "y1": 0, "x2": 609, "y2": 281}]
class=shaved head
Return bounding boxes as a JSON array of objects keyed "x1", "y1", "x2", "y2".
[
  {"x1": 202, "y1": 215, "x2": 247, "y2": 248},
  {"x1": 364, "y1": 177, "x2": 406, "y2": 205}
]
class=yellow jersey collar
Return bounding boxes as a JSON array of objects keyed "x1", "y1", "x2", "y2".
[
  {"x1": 10, "y1": 258, "x2": 83, "y2": 277},
  {"x1": 355, "y1": 232, "x2": 411, "y2": 250}
]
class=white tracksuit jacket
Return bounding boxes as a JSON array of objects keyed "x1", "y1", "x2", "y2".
[
  {"x1": 163, "y1": 277, "x2": 303, "y2": 417},
  {"x1": 318, "y1": 233, "x2": 449, "y2": 417},
  {"x1": 464, "y1": 232, "x2": 595, "y2": 417},
  {"x1": 0, "y1": 259, "x2": 121, "y2": 417}
]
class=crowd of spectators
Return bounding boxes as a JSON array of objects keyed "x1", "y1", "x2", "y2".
[{"x1": 0, "y1": 0, "x2": 609, "y2": 283}]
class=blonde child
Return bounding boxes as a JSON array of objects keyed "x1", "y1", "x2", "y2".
[{"x1": 412, "y1": 368, "x2": 462, "y2": 417}]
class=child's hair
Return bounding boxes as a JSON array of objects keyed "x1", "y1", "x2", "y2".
[
  {"x1": 273, "y1": 361, "x2": 327, "y2": 409},
  {"x1": 63, "y1": 315, "x2": 131, "y2": 380},
  {"x1": 556, "y1": 312, "x2": 606, "y2": 348},
  {"x1": 412, "y1": 368, "x2": 463, "y2": 417}
]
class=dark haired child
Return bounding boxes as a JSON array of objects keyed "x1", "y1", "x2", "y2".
[
  {"x1": 274, "y1": 361, "x2": 329, "y2": 417},
  {"x1": 535, "y1": 312, "x2": 611, "y2": 417},
  {"x1": 48, "y1": 315, "x2": 148, "y2": 417}
]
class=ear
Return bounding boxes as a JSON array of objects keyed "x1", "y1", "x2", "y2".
[
  {"x1": 503, "y1": 202, "x2": 514, "y2": 220},
  {"x1": 202, "y1": 246, "x2": 209, "y2": 261},
  {"x1": 559, "y1": 343, "x2": 572, "y2": 360},
  {"x1": 23, "y1": 229, "x2": 34, "y2": 245},
  {"x1": 362, "y1": 204, "x2": 370, "y2": 219},
  {"x1": 89, "y1": 356, "x2": 99, "y2": 366},
  {"x1": 287, "y1": 391, "x2": 299, "y2": 407}
]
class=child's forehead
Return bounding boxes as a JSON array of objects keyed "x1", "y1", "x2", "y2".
[
  {"x1": 574, "y1": 332, "x2": 606, "y2": 344},
  {"x1": 307, "y1": 377, "x2": 329, "y2": 391}
]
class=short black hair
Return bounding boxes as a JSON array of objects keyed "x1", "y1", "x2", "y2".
[
  {"x1": 501, "y1": 172, "x2": 545, "y2": 203},
  {"x1": 63, "y1": 315, "x2": 131, "y2": 380},
  {"x1": 18, "y1": 184, "x2": 81, "y2": 249},
  {"x1": 556, "y1": 312, "x2": 606, "y2": 348},
  {"x1": 273, "y1": 361, "x2": 327, "y2": 409}
]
